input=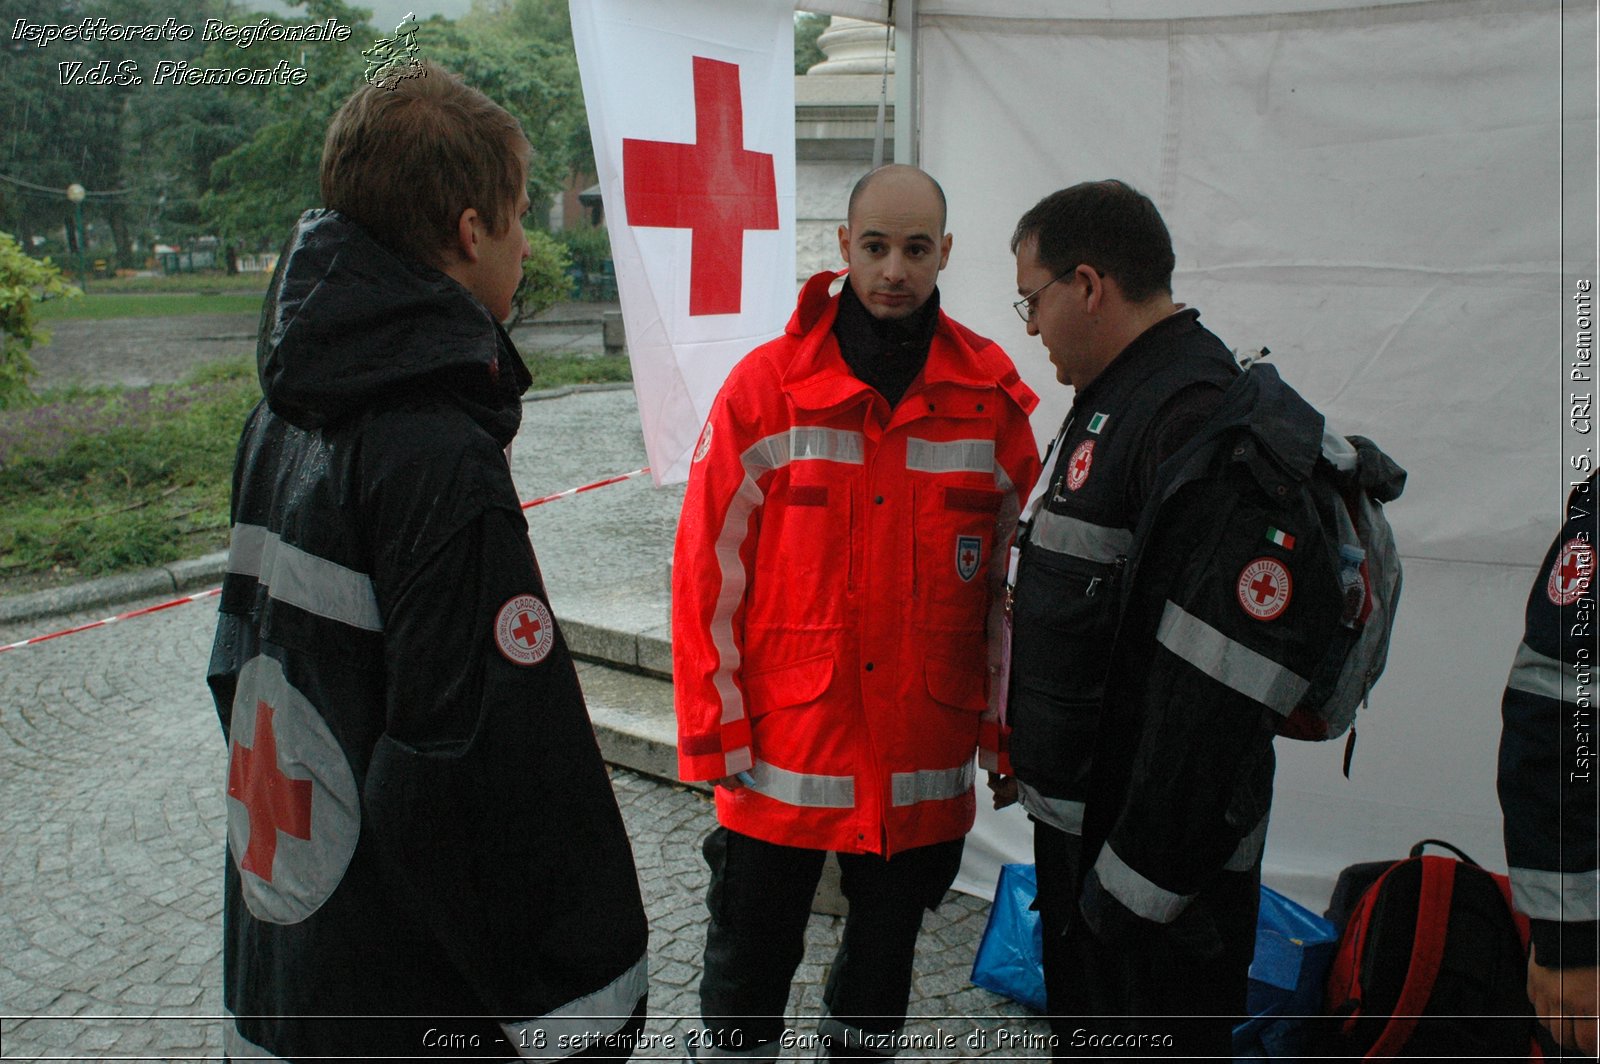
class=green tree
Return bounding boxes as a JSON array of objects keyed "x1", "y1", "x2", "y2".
[
  {"x1": 199, "y1": 0, "x2": 379, "y2": 249},
  {"x1": 456, "y1": 0, "x2": 593, "y2": 191},
  {"x1": 0, "y1": 232, "x2": 81, "y2": 407},
  {"x1": 795, "y1": 11, "x2": 829, "y2": 74},
  {"x1": 201, "y1": 2, "x2": 590, "y2": 251},
  {"x1": 1, "y1": 0, "x2": 263, "y2": 269}
]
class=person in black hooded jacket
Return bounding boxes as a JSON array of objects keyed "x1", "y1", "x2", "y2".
[{"x1": 206, "y1": 63, "x2": 648, "y2": 1062}]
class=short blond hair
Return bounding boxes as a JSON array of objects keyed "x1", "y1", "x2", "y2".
[{"x1": 320, "y1": 61, "x2": 530, "y2": 266}]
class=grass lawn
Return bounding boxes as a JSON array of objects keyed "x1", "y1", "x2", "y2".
[
  {"x1": 54, "y1": 270, "x2": 273, "y2": 295},
  {"x1": 0, "y1": 360, "x2": 259, "y2": 581},
  {"x1": 0, "y1": 354, "x2": 631, "y2": 584},
  {"x1": 35, "y1": 292, "x2": 266, "y2": 320}
]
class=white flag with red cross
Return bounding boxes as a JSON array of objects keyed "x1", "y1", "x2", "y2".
[{"x1": 571, "y1": 0, "x2": 796, "y2": 486}]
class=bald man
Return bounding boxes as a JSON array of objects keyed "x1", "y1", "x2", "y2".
[{"x1": 672, "y1": 165, "x2": 1040, "y2": 1060}]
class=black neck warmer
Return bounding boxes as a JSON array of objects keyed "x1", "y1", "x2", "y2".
[{"x1": 832, "y1": 282, "x2": 940, "y2": 408}]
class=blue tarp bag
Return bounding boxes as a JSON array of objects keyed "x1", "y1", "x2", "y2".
[
  {"x1": 970, "y1": 863, "x2": 1046, "y2": 1011},
  {"x1": 1232, "y1": 884, "x2": 1339, "y2": 1061}
]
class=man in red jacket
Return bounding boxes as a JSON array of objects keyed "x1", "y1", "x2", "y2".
[{"x1": 673, "y1": 165, "x2": 1040, "y2": 1060}]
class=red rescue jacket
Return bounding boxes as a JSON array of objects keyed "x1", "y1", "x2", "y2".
[{"x1": 672, "y1": 271, "x2": 1040, "y2": 856}]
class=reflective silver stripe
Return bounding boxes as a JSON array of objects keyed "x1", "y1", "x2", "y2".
[
  {"x1": 709, "y1": 468, "x2": 764, "y2": 736},
  {"x1": 1509, "y1": 866, "x2": 1600, "y2": 922},
  {"x1": 224, "y1": 1015, "x2": 287, "y2": 1060},
  {"x1": 1016, "y1": 780, "x2": 1084, "y2": 835},
  {"x1": 502, "y1": 953, "x2": 649, "y2": 1061},
  {"x1": 740, "y1": 431, "x2": 791, "y2": 476},
  {"x1": 790, "y1": 425, "x2": 865, "y2": 464},
  {"x1": 1507, "y1": 641, "x2": 1582, "y2": 705},
  {"x1": 820, "y1": 1010, "x2": 906, "y2": 1058},
  {"x1": 748, "y1": 757, "x2": 855, "y2": 808},
  {"x1": 1029, "y1": 509, "x2": 1132, "y2": 564},
  {"x1": 890, "y1": 761, "x2": 975, "y2": 806},
  {"x1": 705, "y1": 429, "x2": 865, "y2": 754},
  {"x1": 905, "y1": 436, "x2": 995, "y2": 475},
  {"x1": 228, "y1": 523, "x2": 382, "y2": 632},
  {"x1": 1224, "y1": 813, "x2": 1270, "y2": 872},
  {"x1": 1093, "y1": 844, "x2": 1194, "y2": 924},
  {"x1": 1156, "y1": 602, "x2": 1309, "y2": 716}
]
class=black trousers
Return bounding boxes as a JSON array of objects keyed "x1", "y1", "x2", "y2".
[
  {"x1": 696, "y1": 826, "x2": 964, "y2": 1060},
  {"x1": 1033, "y1": 821, "x2": 1257, "y2": 1061}
]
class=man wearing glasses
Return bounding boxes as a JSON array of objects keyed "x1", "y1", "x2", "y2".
[
  {"x1": 992, "y1": 180, "x2": 1321, "y2": 1056},
  {"x1": 674, "y1": 164, "x2": 1040, "y2": 1060}
]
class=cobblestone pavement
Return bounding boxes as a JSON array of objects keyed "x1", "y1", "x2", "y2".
[{"x1": 0, "y1": 594, "x2": 1047, "y2": 1062}]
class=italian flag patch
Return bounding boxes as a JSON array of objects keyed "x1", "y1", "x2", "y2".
[
  {"x1": 1086, "y1": 412, "x2": 1110, "y2": 434},
  {"x1": 1266, "y1": 527, "x2": 1296, "y2": 550}
]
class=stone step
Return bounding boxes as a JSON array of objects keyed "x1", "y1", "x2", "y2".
[{"x1": 574, "y1": 659, "x2": 687, "y2": 790}]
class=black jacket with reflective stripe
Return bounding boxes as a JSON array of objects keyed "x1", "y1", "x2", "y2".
[
  {"x1": 1008, "y1": 309, "x2": 1237, "y2": 805},
  {"x1": 208, "y1": 211, "x2": 648, "y2": 1060},
  {"x1": 1011, "y1": 311, "x2": 1346, "y2": 948},
  {"x1": 1498, "y1": 472, "x2": 1599, "y2": 967}
]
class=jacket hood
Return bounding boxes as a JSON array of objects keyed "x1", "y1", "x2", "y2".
[{"x1": 257, "y1": 210, "x2": 531, "y2": 436}]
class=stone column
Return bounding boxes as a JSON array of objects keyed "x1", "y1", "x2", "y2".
[{"x1": 794, "y1": 16, "x2": 896, "y2": 282}]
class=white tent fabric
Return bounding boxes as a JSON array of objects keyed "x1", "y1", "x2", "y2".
[{"x1": 808, "y1": 0, "x2": 1598, "y2": 908}]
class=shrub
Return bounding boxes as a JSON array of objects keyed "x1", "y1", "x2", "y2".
[
  {"x1": 0, "y1": 232, "x2": 82, "y2": 408},
  {"x1": 557, "y1": 226, "x2": 613, "y2": 276},
  {"x1": 508, "y1": 228, "x2": 573, "y2": 330}
]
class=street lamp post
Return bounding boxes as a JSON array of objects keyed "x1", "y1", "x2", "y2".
[{"x1": 66, "y1": 183, "x2": 87, "y2": 291}]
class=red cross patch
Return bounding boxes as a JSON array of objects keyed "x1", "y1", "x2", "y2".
[
  {"x1": 226, "y1": 655, "x2": 359, "y2": 925},
  {"x1": 693, "y1": 421, "x2": 715, "y2": 463},
  {"x1": 956, "y1": 535, "x2": 982, "y2": 582},
  {"x1": 1066, "y1": 440, "x2": 1096, "y2": 492},
  {"x1": 495, "y1": 594, "x2": 556, "y2": 666},
  {"x1": 1237, "y1": 557, "x2": 1293, "y2": 621},
  {"x1": 1547, "y1": 537, "x2": 1595, "y2": 606}
]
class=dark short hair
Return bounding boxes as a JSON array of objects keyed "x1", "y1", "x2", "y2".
[
  {"x1": 1010, "y1": 180, "x2": 1174, "y2": 303},
  {"x1": 320, "y1": 61, "x2": 530, "y2": 267},
  {"x1": 847, "y1": 164, "x2": 948, "y2": 232}
]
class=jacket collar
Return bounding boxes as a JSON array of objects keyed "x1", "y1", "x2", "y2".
[{"x1": 780, "y1": 270, "x2": 1012, "y2": 411}]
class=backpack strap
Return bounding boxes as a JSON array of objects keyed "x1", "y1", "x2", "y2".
[
  {"x1": 1409, "y1": 838, "x2": 1479, "y2": 865},
  {"x1": 1365, "y1": 857, "x2": 1457, "y2": 1059},
  {"x1": 1331, "y1": 861, "x2": 1404, "y2": 1025}
]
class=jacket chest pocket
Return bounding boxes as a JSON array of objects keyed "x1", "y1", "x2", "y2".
[
  {"x1": 912, "y1": 482, "x2": 1003, "y2": 632},
  {"x1": 757, "y1": 470, "x2": 857, "y2": 619},
  {"x1": 1010, "y1": 545, "x2": 1122, "y2": 699}
]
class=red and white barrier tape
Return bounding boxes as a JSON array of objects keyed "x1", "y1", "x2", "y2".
[
  {"x1": 1, "y1": 587, "x2": 223, "y2": 654},
  {"x1": 519, "y1": 466, "x2": 651, "y2": 509},
  {"x1": 0, "y1": 466, "x2": 652, "y2": 655}
]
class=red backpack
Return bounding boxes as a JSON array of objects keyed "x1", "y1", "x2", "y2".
[{"x1": 1319, "y1": 839, "x2": 1542, "y2": 1059}]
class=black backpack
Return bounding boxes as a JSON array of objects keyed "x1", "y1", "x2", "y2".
[{"x1": 1317, "y1": 839, "x2": 1540, "y2": 1059}]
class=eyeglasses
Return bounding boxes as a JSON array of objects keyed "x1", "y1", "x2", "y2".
[{"x1": 1012, "y1": 268, "x2": 1078, "y2": 324}]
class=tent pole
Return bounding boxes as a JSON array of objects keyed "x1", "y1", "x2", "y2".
[{"x1": 892, "y1": 0, "x2": 917, "y2": 165}]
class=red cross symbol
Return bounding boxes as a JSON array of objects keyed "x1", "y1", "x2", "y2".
[
  {"x1": 1250, "y1": 573, "x2": 1280, "y2": 604},
  {"x1": 1071, "y1": 452, "x2": 1091, "y2": 478},
  {"x1": 961, "y1": 546, "x2": 978, "y2": 569},
  {"x1": 227, "y1": 702, "x2": 313, "y2": 883},
  {"x1": 622, "y1": 56, "x2": 778, "y2": 316},
  {"x1": 1560, "y1": 552, "x2": 1590, "y2": 590},
  {"x1": 512, "y1": 611, "x2": 543, "y2": 647}
]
